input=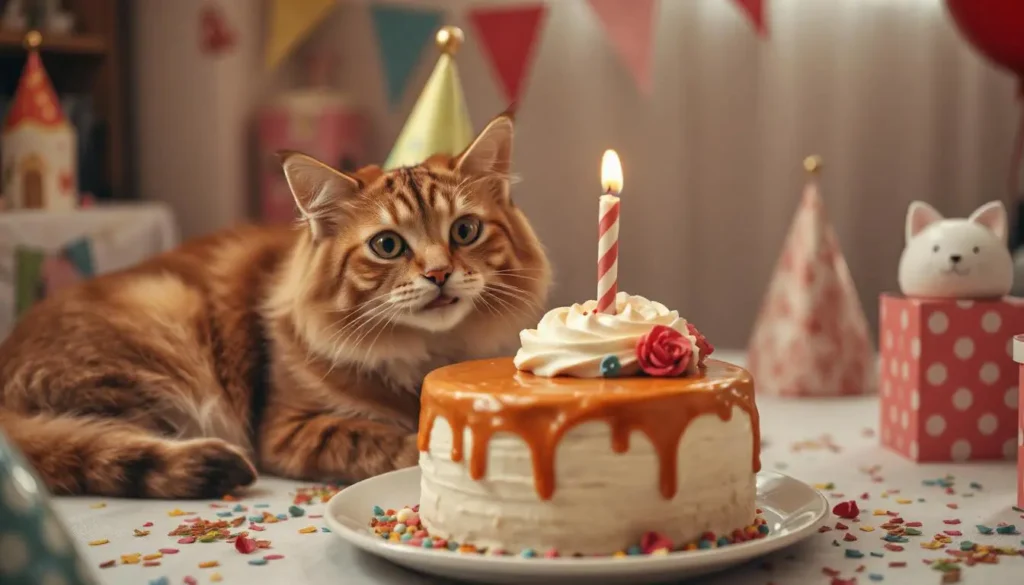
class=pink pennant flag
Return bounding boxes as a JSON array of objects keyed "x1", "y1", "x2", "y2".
[
  {"x1": 468, "y1": 4, "x2": 548, "y2": 104},
  {"x1": 586, "y1": 0, "x2": 657, "y2": 95},
  {"x1": 729, "y1": 0, "x2": 768, "y2": 37}
]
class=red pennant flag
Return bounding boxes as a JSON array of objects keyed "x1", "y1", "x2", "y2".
[
  {"x1": 730, "y1": 0, "x2": 768, "y2": 37},
  {"x1": 468, "y1": 4, "x2": 547, "y2": 104},
  {"x1": 586, "y1": 0, "x2": 657, "y2": 95}
]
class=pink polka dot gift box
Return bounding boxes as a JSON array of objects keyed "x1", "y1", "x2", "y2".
[
  {"x1": 879, "y1": 295, "x2": 1023, "y2": 462},
  {"x1": 1012, "y1": 335, "x2": 1024, "y2": 507}
]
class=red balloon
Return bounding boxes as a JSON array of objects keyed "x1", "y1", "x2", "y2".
[{"x1": 945, "y1": 0, "x2": 1024, "y2": 79}]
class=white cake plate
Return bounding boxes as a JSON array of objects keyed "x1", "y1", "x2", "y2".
[{"x1": 325, "y1": 468, "x2": 828, "y2": 585}]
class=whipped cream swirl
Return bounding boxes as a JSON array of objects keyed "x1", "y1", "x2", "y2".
[{"x1": 513, "y1": 292, "x2": 701, "y2": 378}]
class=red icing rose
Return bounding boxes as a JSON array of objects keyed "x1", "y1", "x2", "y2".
[
  {"x1": 832, "y1": 500, "x2": 859, "y2": 520},
  {"x1": 686, "y1": 323, "x2": 714, "y2": 366},
  {"x1": 636, "y1": 325, "x2": 693, "y2": 377}
]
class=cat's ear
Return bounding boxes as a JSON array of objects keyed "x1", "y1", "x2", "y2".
[
  {"x1": 905, "y1": 201, "x2": 943, "y2": 243},
  {"x1": 455, "y1": 110, "x2": 514, "y2": 201},
  {"x1": 968, "y1": 200, "x2": 1008, "y2": 243},
  {"x1": 279, "y1": 151, "x2": 360, "y2": 240}
]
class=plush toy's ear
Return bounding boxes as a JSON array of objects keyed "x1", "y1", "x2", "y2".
[
  {"x1": 968, "y1": 200, "x2": 1008, "y2": 243},
  {"x1": 905, "y1": 201, "x2": 943, "y2": 243},
  {"x1": 279, "y1": 151, "x2": 361, "y2": 240}
]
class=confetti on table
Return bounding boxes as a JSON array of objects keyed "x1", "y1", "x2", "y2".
[
  {"x1": 158, "y1": 548, "x2": 179, "y2": 555},
  {"x1": 943, "y1": 530, "x2": 962, "y2": 536},
  {"x1": 177, "y1": 537, "x2": 196, "y2": 544},
  {"x1": 210, "y1": 573, "x2": 223, "y2": 582},
  {"x1": 946, "y1": 503, "x2": 959, "y2": 509},
  {"x1": 198, "y1": 561, "x2": 219, "y2": 569},
  {"x1": 134, "y1": 529, "x2": 150, "y2": 537},
  {"x1": 845, "y1": 549, "x2": 864, "y2": 558},
  {"x1": 248, "y1": 558, "x2": 268, "y2": 566},
  {"x1": 943, "y1": 519, "x2": 961, "y2": 525},
  {"x1": 183, "y1": 577, "x2": 197, "y2": 585},
  {"x1": 832, "y1": 501, "x2": 859, "y2": 519},
  {"x1": 142, "y1": 553, "x2": 162, "y2": 561},
  {"x1": 996, "y1": 525, "x2": 1019, "y2": 535},
  {"x1": 883, "y1": 544, "x2": 905, "y2": 552},
  {"x1": 977, "y1": 525, "x2": 994, "y2": 535},
  {"x1": 873, "y1": 509, "x2": 888, "y2": 516},
  {"x1": 859, "y1": 526, "x2": 875, "y2": 532},
  {"x1": 818, "y1": 526, "x2": 832, "y2": 533},
  {"x1": 835, "y1": 522, "x2": 849, "y2": 530},
  {"x1": 121, "y1": 553, "x2": 142, "y2": 565},
  {"x1": 288, "y1": 505, "x2": 305, "y2": 517},
  {"x1": 814, "y1": 482, "x2": 836, "y2": 490},
  {"x1": 235, "y1": 536, "x2": 257, "y2": 554},
  {"x1": 298, "y1": 526, "x2": 317, "y2": 534},
  {"x1": 889, "y1": 562, "x2": 906, "y2": 568},
  {"x1": 88, "y1": 539, "x2": 109, "y2": 546},
  {"x1": 868, "y1": 574, "x2": 883, "y2": 582},
  {"x1": 843, "y1": 533, "x2": 857, "y2": 542},
  {"x1": 98, "y1": 560, "x2": 116, "y2": 569},
  {"x1": 822, "y1": 567, "x2": 841, "y2": 577},
  {"x1": 167, "y1": 508, "x2": 189, "y2": 517},
  {"x1": 148, "y1": 577, "x2": 168, "y2": 585},
  {"x1": 264, "y1": 554, "x2": 285, "y2": 561},
  {"x1": 89, "y1": 502, "x2": 107, "y2": 509},
  {"x1": 142, "y1": 561, "x2": 161, "y2": 568},
  {"x1": 870, "y1": 552, "x2": 884, "y2": 558}
]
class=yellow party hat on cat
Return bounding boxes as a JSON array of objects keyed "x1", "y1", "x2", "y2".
[{"x1": 384, "y1": 26, "x2": 473, "y2": 170}]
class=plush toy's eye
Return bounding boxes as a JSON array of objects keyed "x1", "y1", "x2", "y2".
[
  {"x1": 932, "y1": 245, "x2": 940, "y2": 253},
  {"x1": 973, "y1": 246, "x2": 980, "y2": 254}
]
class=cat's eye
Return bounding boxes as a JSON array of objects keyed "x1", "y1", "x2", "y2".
[
  {"x1": 932, "y1": 245, "x2": 940, "y2": 253},
  {"x1": 450, "y1": 215, "x2": 482, "y2": 246},
  {"x1": 973, "y1": 246, "x2": 980, "y2": 254},
  {"x1": 368, "y1": 231, "x2": 407, "y2": 259}
]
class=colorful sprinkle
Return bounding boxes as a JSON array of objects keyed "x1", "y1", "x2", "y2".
[
  {"x1": 167, "y1": 508, "x2": 189, "y2": 517},
  {"x1": 599, "y1": 355, "x2": 622, "y2": 377},
  {"x1": 288, "y1": 505, "x2": 305, "y2": 517},
  {"x1": 198, "y1": 561, "x2": 219, "y2": 569},
  {"x1": 845, "y1": 549, "x2": 864, "y2": 558},
  {"x1": 264, "y1": 554, "x2": 285, "y2": 561},
  {"x1": 89, "y1": 502, "x2": 107, "y2": 509},
  {"x1": 158, "y1": 548, "x2": 179, "y2": 555},
  {"x1": 977, "y1": 525, "x2": 994, "y2": 535},
  {"x1": 149, "y1": 577, "x2": 169, "y2": 585},
  {"x1": 995, "y1": 525, "x2": 1018, "y2": 535},
  {"x1": 298, "y1": 526, "x2": 317, "y2": 534},
  {"x1": 88, "y1": 539, "x2": 109, "y2": 546},
  {"x1": 210, "y1": 573, "x2": 222, "y2": 582},
  {"x1": 98, "y1": 560, "x2": 116, "y2": 569},
  {"x1": 247, "y1": 558, "x2": 268, "y2": 566}
]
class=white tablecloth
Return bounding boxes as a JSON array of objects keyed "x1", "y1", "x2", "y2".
[
  {"x1": 53, "y1": 352, "x2": 1024, "y2": 584},
  {"x1": 0, "y1": 203, "x2": 179, "y2": 339}
]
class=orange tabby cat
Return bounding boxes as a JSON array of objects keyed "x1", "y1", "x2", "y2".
[{"x1": 0, "y1": 111, "x2": 551, "y2": 498}]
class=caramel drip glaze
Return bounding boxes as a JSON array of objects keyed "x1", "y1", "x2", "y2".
[{"x1": 418, "y1": 358, "x2": 760, "y2": 501}]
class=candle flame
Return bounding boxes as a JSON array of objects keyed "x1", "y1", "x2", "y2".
[{"x1": 601, "y1": 149, "x2": 623, "y2": 194}]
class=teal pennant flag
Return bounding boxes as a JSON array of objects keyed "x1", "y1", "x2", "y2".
[{"x1": 370, "y1": 4, "x2": 444, "y2": 107}]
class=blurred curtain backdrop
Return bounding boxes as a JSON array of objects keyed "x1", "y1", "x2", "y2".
[{"x1": 134, "y1": 0, "x2": 1019, "y2": 348}]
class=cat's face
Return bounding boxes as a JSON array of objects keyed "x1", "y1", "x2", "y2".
[
  {"x1": 897, "y1": 200, "x2": 1013, "y2": 299},
  {"x1": 279, "y1": 113, "x2": 551, "y2": 358}
]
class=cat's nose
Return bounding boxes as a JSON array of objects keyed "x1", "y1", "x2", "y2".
[
  {"x1": 950, "y1": 254, "x2": 962, "y2": 264},
  {"x1": 423, "y1": 268, "x2": 452, "y2": 287}
]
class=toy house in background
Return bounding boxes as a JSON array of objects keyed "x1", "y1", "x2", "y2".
[
  {"x1": 1, "y1": 32, "x2": 77, "y2": 211},
  {"x1": 881, "y1": 201, "x2": 1022, "y2": 462}
]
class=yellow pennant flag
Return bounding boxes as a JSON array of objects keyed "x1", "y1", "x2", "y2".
[
  {"x1": 384, "y1": 26, "x2": 473, "y2": 170},
  {"x1": 265, "y1": 0, "x2": 337, "y2": 70}
]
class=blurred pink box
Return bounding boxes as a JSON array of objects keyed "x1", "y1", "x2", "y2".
[
  {"x1": 257, "y1": 94, "x2": 366, "y2": 225},
  {"x1": 1013, "y1": 334, "x2": 1024, "y2": 507},
  {"x1": 879, "y1": 293, "x2": 1024, "y2": 462}
]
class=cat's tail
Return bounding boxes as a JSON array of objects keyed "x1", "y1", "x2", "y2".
[{"x1": 0, "y1": 410, "x2": 257, "y2": 499}]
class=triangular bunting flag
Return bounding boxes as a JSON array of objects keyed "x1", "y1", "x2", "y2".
[
  {"x1": 468, "y1": 4, "x2": 547, "y2": 104},
  {"x1": 729, "y1": 0, "x2": 768, "y2": 37},
  {"x1": 14, "y1": 245, "x2": 45, "y2": 317},
  {"x1": 370, "y1": 4, "x2": 444, "y2": 107},
  {"x1": 265, "y1": 0, "x2": 336, "y2": 70},
  {"x1": 385, "y1": 28, "x2": 473, "y2": 170},
  {"x1": 747, "y1": 159, "x2": 872, "y2": 397},
  {"x1": 586, "y1": 0, "x2": 658, "y2": 95}
]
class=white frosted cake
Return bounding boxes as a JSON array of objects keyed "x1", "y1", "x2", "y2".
[{"x1": 414, "y1": 292, "x2": 762, "y2": 556}]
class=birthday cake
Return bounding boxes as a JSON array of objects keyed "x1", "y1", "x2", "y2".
[{"x1": 415, "y1": 292, "x2": 762, "y2": 555}]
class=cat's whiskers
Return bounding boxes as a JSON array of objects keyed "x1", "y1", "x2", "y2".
[
  {"x1": 484, "y1": 281, "x2": 544, "y2": 311},
  {"x1": 359, "y1": 304, "x2": 409, "y2": 367}
]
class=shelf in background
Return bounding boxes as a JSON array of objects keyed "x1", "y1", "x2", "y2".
[{"x1": 0, "y1": 30, "x2": 106, "y2": 55}]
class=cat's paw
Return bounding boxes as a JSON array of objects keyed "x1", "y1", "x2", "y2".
[
  {"x1": 394, "y1": 434, "x2": 421, "y2": 469},
  {"x1": 162, "y1": 438, "x2": 258, "y2": 499}
]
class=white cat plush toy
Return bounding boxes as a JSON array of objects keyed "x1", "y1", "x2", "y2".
[{"x1": 898, "y1": 200, "x2": 1013, "y2": 299}]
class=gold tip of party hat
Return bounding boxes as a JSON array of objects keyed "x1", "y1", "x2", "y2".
[{"x1": 436, "y1": 26, "x2": 464, "y2": 55}]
